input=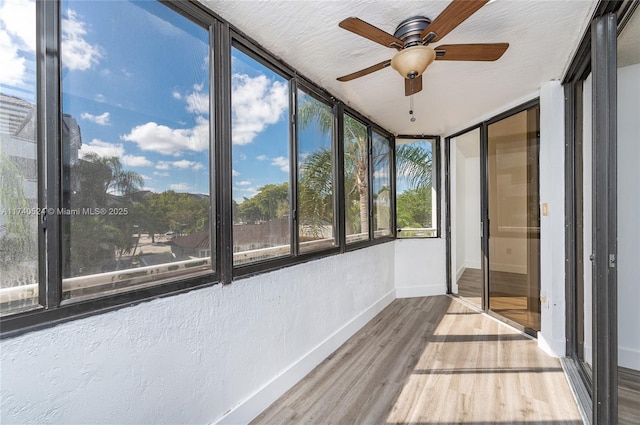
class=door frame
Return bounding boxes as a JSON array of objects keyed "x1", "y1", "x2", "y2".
[{"x1": 445, "y1": 98, "x2": 541, "y2": 337}]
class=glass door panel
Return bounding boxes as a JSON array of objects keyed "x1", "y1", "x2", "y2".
[
  {"x1": 487, "y1": 106, "x2": 541, "y2": 331},
  {"x1": 450, "y1": 128, "x2": 482, "y2": 309},
  {"x1": 617, "y1": 8, "x2": 640, "y2": 423}
]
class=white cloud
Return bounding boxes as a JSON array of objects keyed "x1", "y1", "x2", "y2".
[
  {"x1": 169, "y1": 183, "x2": 191, "y2": 192},
  {"x1": 80, "y1": 139, "x2": 124, "y2": 158},
  {"x1": 231, "y1": 73, "x2": 288, "y2": 145},
  {"x1": 62, "y1": 9, "x2": 102, "y2": 71},
  {"x1": 0, "y1": 31, "x2": 25, "y2": 85},
  {"x1": 156, "y1": 160, "x2": 204, "y2": 171},
  {"x1": 121, "y1": 68, "x2": 133, "y2": 78},
  {"x1": 186, "y1": 89, "x2": 208, "y2": 115},
  {"x1": 0, "y1": 0, "x2": 35, "y2": 86},
  {"x1": 171, "y1": 159, "x2": 204, "y2": 170},
  {"x1": 0, "y1": 0, "x2": 36, "y2": 51},
  {"x1": 236, "y1": 180, "x2": 251, "y2": 186},
  {"x1": 122, "y1": 155, "x2": 153, "y2": 167},
  {"x1": 172, "y1": 90, "x2": 182, "y2": 100},
  {"x1": 271, "y1": 156, "x2": 289, "y2": 173},
  {"x1": 153, "y1": 171, "x2": 169, "y2": 177},
  {"x1": 256, "y1": 155, "x2": 268, "y2": 161},
  {"x1": 81, "y1": 111, "x2": 110, "y2": 126},
  {"x1": 95, "y1": 94, "x2": 106, "y2": 103},
  {"x1": 79, "y1": 140, "x2": 152, "y2": 168},
  {"x1": 122, "y1": 118, "x2": 209, "y2": 155},
  {"x1": 232, "y1": 169, "x2": 240, "y2": 177}
]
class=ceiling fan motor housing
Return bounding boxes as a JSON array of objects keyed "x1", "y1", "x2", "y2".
[{"x1": 393, "y1": 16, "x2": 432, "y2": 48}]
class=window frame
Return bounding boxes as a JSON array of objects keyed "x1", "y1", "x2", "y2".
[
  {"x1": 341, "y1": 107, "x2": 396, "y2": 251},
  {"x1": 294, "y1": 82, "x2": 341, "y2": 258},
  {"x1": 394, "y1": 135, "x2": 441, "y2": 239},
  {"x1": 1, "y1": 0, "x2": 222, "y2": 336},
  {"x1": 1, "y1": 0, "x2": 397, "y2": 337}
]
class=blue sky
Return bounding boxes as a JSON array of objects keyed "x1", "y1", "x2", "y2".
[
  {"x1": 1, "y1": 0, "x2": 304, "y2": 202},
  {"x1": 1, "y1": 0, "x2": 376, "y2": 206},
  {"x1": 61, "y1": 0, "x2": 212, "y2": 195}
]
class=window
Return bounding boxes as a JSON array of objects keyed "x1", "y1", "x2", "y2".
[
  {"x1": 0, "y1": 0, "x2": 39, "y2": 315},
  {"x1": 396, "y1": 137, "x2": 438, "y2": 238},
  {"x1": 59, "y1": 0, "x2": 212, "y2": 302},
  {"x1": 0, "y1": 0, "x2": 397, "y2": 333},
  {"x1": 296, "y1": 89, "x2": 337, "y2": 253},
  {"x1": 231, "y1": 47, "x2": 291, "y2": 266},
  {"x1": 343, "y1": 114, "x2": 369, "y2": 244},
  {"x1": 372, "y1": 131, "x2": 392, "y2": 238}
]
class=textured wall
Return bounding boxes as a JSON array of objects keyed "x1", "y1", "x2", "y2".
[
  {"x1": 1, "y1": 243, "x2": 395, "y2": 424},
  {"x1": 538, "y1": 81, "x2": 566, "y2": 357}
]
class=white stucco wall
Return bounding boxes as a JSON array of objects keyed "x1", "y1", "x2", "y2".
[
  {"x1": 538, "y1": 80, "x2": 566, "y2": 357},
  {"x1": 395, "y1": 238, "x2": 446, "y2": 298},
  {"x1": 1, "y1": 244, "x2": 396, "y2": 425},
  {"x1": 617, "y1": 63, "x2": 640, "y2": 370}
]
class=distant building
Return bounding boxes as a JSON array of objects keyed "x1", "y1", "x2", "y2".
[{"x1": 169, "y1": 231, "x2": 211, "y2": 259}]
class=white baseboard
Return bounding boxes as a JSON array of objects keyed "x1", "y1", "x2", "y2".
[
  {"x1": 455, "y1": 266, "x2": 465, "y2": 282},
  {"x1": 489, "y1": 263, "x2": 527, "y2": 274},
  {"x1": 395, "y1": 284, "x2": 445, "y2": 298},
  {"x1": 465, "y1": 260, "x2": 481, "y2": 270},
  {"x1": 214, "y1": 289, "x2": 396, "y2": 425},
  {"x1": 537, "y1": 332, "x2": 565, "y2": 358},
  {"x1": 619, "y1": 346, "x2": 640, "y2": 371}
]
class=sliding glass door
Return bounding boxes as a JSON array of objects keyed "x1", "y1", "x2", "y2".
[
  {"x1": 487, "y1": 105, "x2": 541, "y2": 331},
  {"x1": 447, "y1": 103, "x2": 541, "y2": 333},
  {"x1": 449, "y1": 128, "x2": 482, "y2": 309}
]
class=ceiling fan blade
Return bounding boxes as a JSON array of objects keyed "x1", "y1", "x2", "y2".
[
  {"x1": 337, "y1": 60, "x2": 391, "y2": 82},
  {"x1": 434, "y1": 43, "x2": 509, "y2": 61},
  {"x1": 405, "y1": 75, "x2": 423, "y2": 96},
  {"x1": 339, "y1": 17, "x2": 404, "y2": 49},
  {"x1": 421, "y1": 0, "x2": 489, "y2": 43}
]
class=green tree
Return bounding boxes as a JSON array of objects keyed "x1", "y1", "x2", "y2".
[
  {"x1": 67, "y1": 154, "x2": 144, "y2": 275},
  {"x1": 237, "y1": 183, "x2": 289, "y2": 223},
  {"x1": 396, "y1": 186, "x2": 432, "y2": 229},
  {"x1": 0, "y1": 152, "x2": 37, "y2": 288},
  {"x1": 299, "y1": 148, "x2": 333, "y2": 236},
  {"x1": 298, "y1": 98, "x2": 433, "y2": 236}
]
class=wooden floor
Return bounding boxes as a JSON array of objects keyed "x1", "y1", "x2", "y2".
[
  {"x1": 620, "y1": 367, "x2": 640, "y2": 425},
  {"x1": 457, "y1": 268, "x2": 541, "y2": 330},
  {"x1": 253, "y1": 296, "x2": 582, "y2": 425}
]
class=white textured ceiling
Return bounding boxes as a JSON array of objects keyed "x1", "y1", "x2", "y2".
[{"x1": 199, "y1": 0, "x2": 598, "y2": 136}]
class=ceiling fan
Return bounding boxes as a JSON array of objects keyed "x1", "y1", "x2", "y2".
[{"x1": 336, "y1": 0, "x2": 509, "y2": 96}]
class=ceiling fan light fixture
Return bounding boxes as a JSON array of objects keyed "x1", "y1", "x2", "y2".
[{"x1": 390, "y1": 45, "x2": 436, "y2": 79}]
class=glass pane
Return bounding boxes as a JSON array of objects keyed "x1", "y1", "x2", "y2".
[
  {"x1": 0, "y1": 0, "x2": 39, "y2": 315},
  {"x1": 61, "y1": 1, "x2": 212, "y2": 302},
  {"x1": 450, "y1": 129, "x2": 482, "y2": 309},
  {"x1": 232, "y1": 48, "x2": 290, "y2": 265},
  {"x1": 617, "y1": 9, "x2": 640, "y2": 422},
  {"x1": 396, "y1": 138, "x2": 436, "y2": 238},
  {"x1": 372, "y1": 131, "x2": 391, "y2": 238},
  {"x1": 580, "y1": 74, "x2": 592, "y2": 375},
  {"x1": 344, "y1": 114, "x2": 369, "y2": 244},
  {"x1": 297, "y1": 90, "x2": 336, "y2": 253},
  {"x1": 487, "y1": 107, "x2": 540, "y2": 331}
]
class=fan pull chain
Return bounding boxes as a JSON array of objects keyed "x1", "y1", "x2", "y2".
[{"x1": 409, "y1": 91, "x2": 416, "y2": 122}]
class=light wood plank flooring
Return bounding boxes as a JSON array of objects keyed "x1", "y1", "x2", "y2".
[
  {"x1": 252, "y1": 295, "x2": 582, "y2": 425},
  {"x1": 457, "y1": 268, "x2": 541, "y2": 331},
  {"x1": 620, "y1": 366, "x2": 640, "y2": 425}
]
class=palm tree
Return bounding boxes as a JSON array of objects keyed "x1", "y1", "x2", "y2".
[
  {"x1": 68, "y1": 154, "x2": 144, "y2": 275},
  {"x1": 0, "y1": 151, "x2": 37, "y2": 288},
  {"x1": 298, "y1": 96, "x2": 432, "y2": 236}
]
